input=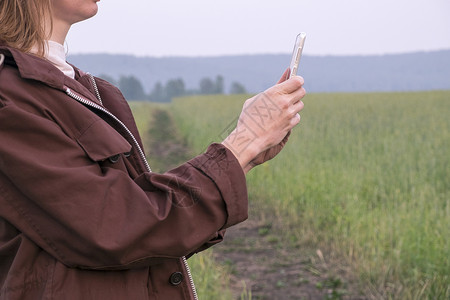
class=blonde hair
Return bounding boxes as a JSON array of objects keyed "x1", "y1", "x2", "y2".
[{"x1": 0, "y1": 0, "x2": 52, "y2": 56}]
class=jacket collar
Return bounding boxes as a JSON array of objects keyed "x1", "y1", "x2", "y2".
[
  {"x1": 0, "y1": 40, "x2": 102, "y2": 106},
  {"x1": 0, "y1": 40, "x2": 66, "y2": 90}
]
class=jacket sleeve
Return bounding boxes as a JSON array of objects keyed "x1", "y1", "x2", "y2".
[{"x1": 0, "y1": 98, "x2": 248, "y2": 270}]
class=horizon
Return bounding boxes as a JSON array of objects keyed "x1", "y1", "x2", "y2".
[
  {"x1": 67, "y1": 48, "x2": 450, "y2": 94},
  {"x1": 67, "y1": 48, "x2": 450, "y2": 59}
]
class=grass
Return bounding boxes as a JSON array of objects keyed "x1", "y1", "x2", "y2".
[
  {"x1": 128, "y1": 101, "x2": 162, "y2": 153},
  {"x1": 169, "y1": 91, "x2": 450, "y2": 299},
  {"x1": 186, "y1": 250, "x2": 234, "y2": 300},
  {"x1": 129, "y1": 101, "x2": 236, "y2": 299}
]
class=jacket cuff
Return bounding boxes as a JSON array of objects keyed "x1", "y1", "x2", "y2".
[{"x1": 188, "y1": 143, "x2": 248, "y2": 228}]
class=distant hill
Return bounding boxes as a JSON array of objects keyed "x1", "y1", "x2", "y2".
[{"x1": 68, "y1": 50, "x2": 450, "y2": 94}]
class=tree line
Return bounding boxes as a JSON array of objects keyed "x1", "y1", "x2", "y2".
[{"x1": 99, "y1": 74, "x2": 247, "y2": 102}]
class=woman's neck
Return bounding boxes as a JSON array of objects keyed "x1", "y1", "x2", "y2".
[{"x1": 46, "y1": 16, "x2": 71, "y2": 45}]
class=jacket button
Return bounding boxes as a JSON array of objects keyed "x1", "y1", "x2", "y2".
[
  {"x1": 169, "y1": 272, "x2": 183, "y2": 286},
  {"x1": 108, "y1": 154, "x2": 120, "y2": 163}
]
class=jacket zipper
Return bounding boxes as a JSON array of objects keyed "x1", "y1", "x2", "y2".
[
  {"x1": 87, "y1": 73, "x2": 103, "y2": 106},
  {"x1": 183, "y1": 256, "x2": 199, "y2": 300},
  {"x1": 64, "y1": 82, "x2": 199, "y2": 300}
]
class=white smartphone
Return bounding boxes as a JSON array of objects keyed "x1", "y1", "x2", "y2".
[{"x1": 288, "y1": 32, "x2": 306, "y2": 79}]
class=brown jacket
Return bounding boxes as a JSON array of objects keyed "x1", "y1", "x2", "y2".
[{"x1": 0, "y1": 42, "x2": 248, "y2": 299}]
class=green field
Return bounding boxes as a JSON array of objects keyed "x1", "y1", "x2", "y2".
[{"x1": 131, "y1": 90, "x2": 449, "y2": 299}]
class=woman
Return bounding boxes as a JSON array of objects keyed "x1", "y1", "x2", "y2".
[{"x1": 0, "y1": 0, "x2": 306, "y2": 299}]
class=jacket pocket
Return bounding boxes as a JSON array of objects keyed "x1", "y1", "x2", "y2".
[{"x1": 76, "y1": 119, "x2": 132, "y2": 162}]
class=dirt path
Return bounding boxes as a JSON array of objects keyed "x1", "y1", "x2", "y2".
[
  {"x1": 213, "y1": 217, "x2": 369, "y2": 300},
  {"x1": 145, "y1": 108, "x2": 367, "y2": 300},
  {"x1": 145, "y1": 108, "x2": 192, "y2": 173}
]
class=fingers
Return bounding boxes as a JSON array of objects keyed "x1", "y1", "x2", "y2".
[
  {"x1": 291, "y1": 113, "x2": 301, "y2": 126},
  {"x1": 292, "y1": 85, "x2": 306, "y2": 104},
  {"x1": 278, "y1": 75, "x2": 305, "y2": 94},
  {"x1": 271, "y1": 81, "x2": 306, "y2": 109},
  {"x1": 277, "y1": 68, "x2": 291, "y2": 84},
  {"x1": 289, "y1": 100, "x2": 304, "y2": 125},
  {"x1": 267, "y1": 75, "x2": 305, "y2": 101},
  {"x1": 262, "y1": 76, "x2": 306, "y2": 125},
  {"x1": 293, "y1": 100, "x2": 305, "y2": 114},
  {"x1": 284, "y1": 97, "x2": 304, "y2": 130}
]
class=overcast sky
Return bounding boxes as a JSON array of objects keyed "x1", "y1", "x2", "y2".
[{"x1": 66, "y1": 0, "x2": 450, "y2": 57}]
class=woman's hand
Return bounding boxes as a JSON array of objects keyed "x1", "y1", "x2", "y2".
[{"x1": 222, "y1": 69, "x2": 306, "y2": 173}]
